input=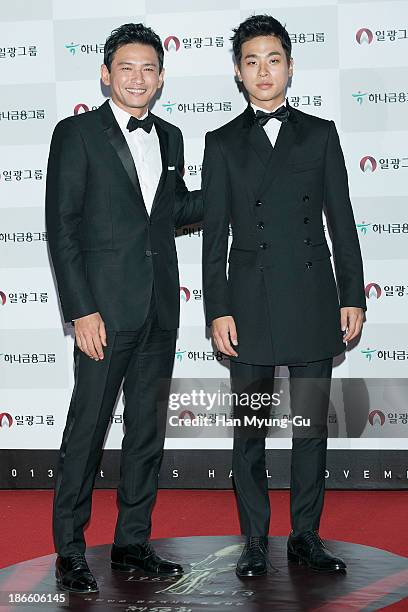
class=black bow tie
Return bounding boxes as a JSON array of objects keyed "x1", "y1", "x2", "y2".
[
  {"x1": 127, "y1": 114, "x2": 154, "y2": 134},
  {"x1": 254, "y1": 105, "x2": 290, "y2": 127}
]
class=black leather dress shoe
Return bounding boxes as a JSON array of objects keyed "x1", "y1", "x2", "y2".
[
  {"x1": 111, "y1": 541, "x2": 183, "y2": 576},
  {"x1": 55, "y1": 553, "x2": 98, "y2": 593},
  {"x1": 287, "y1": 530, "x2": 347, "y2": 572},
  {"x1": 236, "y1": 536, "x2": 269, "y2": 577}
]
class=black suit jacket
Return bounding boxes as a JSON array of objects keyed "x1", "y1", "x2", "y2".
[
  {"x1": 46, "y1": 100, "x2": 202, "y2": 331},
  {"x1": 202, "y1": 104, "x2": 366, "y2": 365}
]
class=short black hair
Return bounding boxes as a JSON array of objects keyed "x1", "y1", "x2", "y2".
[
  {"x1": 231, "y1": 14, "x2": 292, "y2": 66},
  {"x1": 104, "y1": 23, "x2": 164, "y2": 72}
]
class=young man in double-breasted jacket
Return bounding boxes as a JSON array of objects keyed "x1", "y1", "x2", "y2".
[{"x1": 202, "y1": 15, "x2": 365, "y2": 577}]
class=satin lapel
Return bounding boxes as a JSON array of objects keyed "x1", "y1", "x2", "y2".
[
  {"x1": 258, "y1": 109, "x2": 301, "y2": 195},
  {"x1": 150, "y1": 118, "x2": 169, "y2": 215},
  {"x1": 105, "y1": 123, "x2": 144, "y2": 200},
  {"x1": 97, "y1": 101, "x2": 147, "y2": 214}
]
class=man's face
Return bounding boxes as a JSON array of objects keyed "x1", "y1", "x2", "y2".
[
  {"x1": 235, "y1": 35, "x2": 293, "y2": 111},
  {"x1": 101, "y1": 42, "x2": 164, "y2": 117}
]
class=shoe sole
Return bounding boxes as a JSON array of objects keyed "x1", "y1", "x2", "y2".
[
  {"x1": 287, "y1": 550, "x2": 346, "y2": 573},
  {"x1": 235, "y1": 568, "x2": 267, "y2": 577},
  {"x1": 56, "y1": 577, "x2": 99, "y2": 594},
  {"x1": 111, "y1": 561, "x2": 183, "y2": 576}
]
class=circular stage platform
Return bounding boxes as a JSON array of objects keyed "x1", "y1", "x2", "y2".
[{"x1": 0, "y1": 536, "x2": 407, "y2": 611}]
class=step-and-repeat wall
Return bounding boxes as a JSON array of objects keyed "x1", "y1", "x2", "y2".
[{"x1": 1, "y1": 0, "x2": 407, "y2": 488}]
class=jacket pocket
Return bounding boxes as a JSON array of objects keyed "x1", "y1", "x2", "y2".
[
  {"x1": 308, "y1": 242, "x2": 332, "y2": 261},
  {"x1": 228, "y1": 247, "x2": 257, "y2": 266},
  {"x1": 291, "y1": 157, "x2": 322, "y2": 173}
]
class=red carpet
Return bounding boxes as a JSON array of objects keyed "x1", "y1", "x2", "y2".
[{"x1": 0, "y1": 489, "x2": 406, "y2": 570}]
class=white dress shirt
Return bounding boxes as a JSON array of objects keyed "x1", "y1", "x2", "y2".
[
  {"x1": 251, "y1": 101, "x2": 286, "y2": 148},
  {"x1": 109, "y1": 99, "x2": 162, "y2": 216}
]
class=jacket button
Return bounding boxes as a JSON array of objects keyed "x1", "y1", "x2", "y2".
[
  {"x1": 145, "y1": 250, "x2": 152, "y2": 256},
  {"x1": 260, "y1": 242, "x2": 267, "y2": 249},
  {"x1": 304, "y1": 238, "x2": 312, "y2": 245},
  {"x1": 257, "y1": 221, "x2": 265, "y2": 230},
  {"x1": 306, "y1": 261, "x2": 312, "y2": 269},
  {"x1": 255, "y1": 200, "x2": 262, "y2": 207},
  {"x1": 303, "y1": 217, "x2": 310, "y2": 224},
  {"x1": 303, "y1": 195, "x2": 310, "y2": 202}
]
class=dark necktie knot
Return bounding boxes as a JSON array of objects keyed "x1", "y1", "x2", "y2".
[
  {"x1": 255, "y1": 105, "x2": 290, "y2": 127},
  {"x1": 127, "y1": 114, "x2": 154, "y2": 134}
]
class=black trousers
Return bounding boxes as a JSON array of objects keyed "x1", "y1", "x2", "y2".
[
  {"x1": 53, "y1": 294, "x2": 177, "y2": 556},
  {"x1": 230, "y1": 358, "x2": 332, "y2": 537}
]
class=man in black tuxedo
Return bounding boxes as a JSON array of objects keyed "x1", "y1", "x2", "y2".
[
  {"x1": 202, "y1": 15, "x2": 365, "y2": 577},
  {"x1": 46, "y1": 23, "x2": 202, "y2": 593}
]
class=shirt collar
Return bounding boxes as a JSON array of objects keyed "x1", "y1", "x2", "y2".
[
  {"x1": 109, "y1": 99, "x2": 149, "y2": 132},
  {"x1": 250, "y1": 100, "x2": 286, "y2": 117}
]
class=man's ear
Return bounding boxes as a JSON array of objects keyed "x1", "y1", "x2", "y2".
[
  {"x1": 234, "y1": 63, "x2": 242, "y2": 82},
  {"x1": 158, "y1": 67, "x2": 165, "y2": 89},
  {"x1": 101, "y1": 64, "x2": 110, "y2": 87},
  {"x1": 288, "y1": 57, "x2": 294, "y2": 78}
]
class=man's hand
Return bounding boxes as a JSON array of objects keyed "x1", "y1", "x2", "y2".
[
  {"x1": 211, "y1": 316, "x2": 238, "y2": 357},
  {"x1": 74, "y1": 312, "x2": 107, "y2": 360},
  {"x1": 340, "y1": 307, "x2": 364, "y2": 344}
]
